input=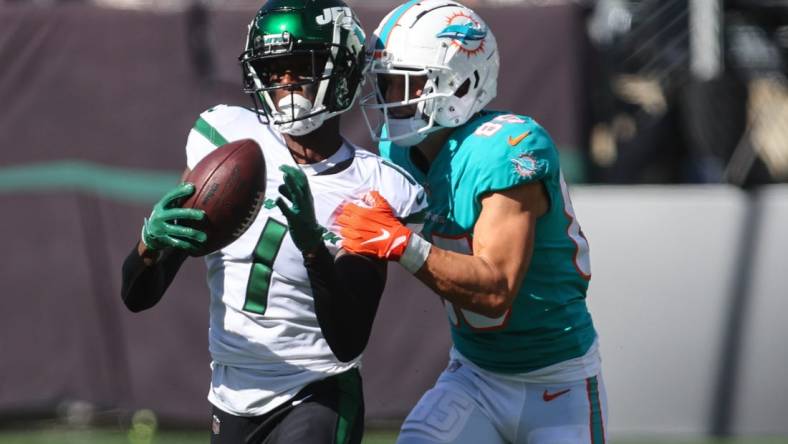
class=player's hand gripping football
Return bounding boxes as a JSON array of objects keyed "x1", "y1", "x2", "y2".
[
  {"x1": 275, "y1": 165, "x2": 325, "y2": 254},
  {"x1": 336, "y1": 191, "x2": 413, "y2": 261},
  {"x1": 141, "y1": 183, "x2": 207, "y2": 253}
]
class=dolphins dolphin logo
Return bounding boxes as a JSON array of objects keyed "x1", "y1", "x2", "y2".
[
  {"x1": 436, "y1": 24, "x2": 487, "y2": 45},
  {"x1": 436, "y1": 12, "x2": 487, "y2": 57}
]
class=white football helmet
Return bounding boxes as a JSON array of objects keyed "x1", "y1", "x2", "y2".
[{"x1": 360, "y1": 0, "x2": 499, "y2": 145}]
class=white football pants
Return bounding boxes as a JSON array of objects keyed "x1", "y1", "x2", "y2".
[{"x1": 396, "y1": 359, "x2": 607, "y2": 444}]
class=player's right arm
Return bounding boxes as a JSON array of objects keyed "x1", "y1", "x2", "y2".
[
  {"x1": 339, "y1": 117, "x2": 557, "y2": 317},
  {"x1": 412, "y1": 183, "x2": 545, "y2": 316},
  {"x1": 120, "y1": 169, "x2": 207, "y2": 312}
]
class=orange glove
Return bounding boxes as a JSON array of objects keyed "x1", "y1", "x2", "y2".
[{"x1": 336, "y1": 191, "x2": 413, "y2": 261}]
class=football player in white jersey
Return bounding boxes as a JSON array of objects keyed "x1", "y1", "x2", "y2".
[
  {"x1": 336, "y1": 1, "x2": 607, "y2": 443},
  {"x1": 120, "y1": 1, "x2": 425, "y2": 443}
]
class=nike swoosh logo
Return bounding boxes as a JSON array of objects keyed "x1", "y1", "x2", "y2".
[
  {"x1": 508, "y1": 130, "x2": 530, "y2": 147},
  {"x1": 542, "y1": 388, "x2": 571, "y2": 402},
  {"x1": 361, "y1": 228, "x2": 391, "y2": 245},
  {"x1": 387, "y1": 235, "x2": 408, "y2": 254}
]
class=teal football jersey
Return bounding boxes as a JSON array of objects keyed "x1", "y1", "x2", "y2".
[{"x1": 380, "y1": 111, "x2": 596, "y2": 373}]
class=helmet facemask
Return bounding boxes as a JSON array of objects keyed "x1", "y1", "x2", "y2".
[
  {"x1": 361, "y1": 61, "x2": 449, "y2": 145},
  {"x1": 240, "y1": 4, "x2": 365, "y2": 136}
]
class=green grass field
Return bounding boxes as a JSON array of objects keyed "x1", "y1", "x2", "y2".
[{"x1": 0, "y1": 428, "x2": 785, "y2": 444}]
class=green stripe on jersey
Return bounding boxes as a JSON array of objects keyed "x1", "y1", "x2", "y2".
[{"x1": 194, "y1": 117, "x2": 229, "y2": 147}]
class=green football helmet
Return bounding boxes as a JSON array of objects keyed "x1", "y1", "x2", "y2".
[{"x1": 240, "y1": 0, "x2": 366, "y2": 135}]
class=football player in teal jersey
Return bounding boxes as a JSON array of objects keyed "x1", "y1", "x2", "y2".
[{"x1": 336, "y1": 1, "x2": 607, "y2": 443}]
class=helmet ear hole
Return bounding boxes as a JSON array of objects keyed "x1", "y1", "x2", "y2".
[
  {"x1": 455, "y1": 78, "x2": 471, "y2": 98},
  {"x1": 473, "y1": 70, "x2": 480, "y2": 89}
]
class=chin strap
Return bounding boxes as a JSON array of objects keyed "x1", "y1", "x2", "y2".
[{"x1": 275, "y1": 94, "x2": 326, "y2": 135}]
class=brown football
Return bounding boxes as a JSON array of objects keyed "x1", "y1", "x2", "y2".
[{"x1": 181, "y1": 138, "x2": 266, "y2": 256}]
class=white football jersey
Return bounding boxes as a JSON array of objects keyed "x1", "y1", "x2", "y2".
[{"x1": 184, "y1": 105, "x2": 427, "y2": 416}]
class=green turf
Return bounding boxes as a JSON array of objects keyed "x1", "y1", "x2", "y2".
[{"x1": 0, "y1": 429, "x2": 785, "y2": 444}]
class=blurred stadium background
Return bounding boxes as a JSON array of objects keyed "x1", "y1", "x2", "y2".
[{"x1": 1, "y1": 0, "x2": 787, "y2": 443}]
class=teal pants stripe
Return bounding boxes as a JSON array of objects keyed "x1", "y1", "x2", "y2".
[{"x1": 585, "y1": 376, "x2": 605, "y2": 444}]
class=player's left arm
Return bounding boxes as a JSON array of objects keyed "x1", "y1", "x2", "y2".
[
  {"x1": 338, "y1": 182, "x2": 547, "y2": 318},
  {"x1": 276, "y1": 165, "x2": 388, "y2": 362},
  {"x1": 304, "y1": 248, "x2": 387, "y2": 362}
]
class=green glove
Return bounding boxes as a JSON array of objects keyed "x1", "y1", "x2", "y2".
[
  {"x1": 275, "y1": 165, "x2": 325, "y2": 254},
  {"x1": 141, "y1": 182, "x2": 207, "y2": 253}
]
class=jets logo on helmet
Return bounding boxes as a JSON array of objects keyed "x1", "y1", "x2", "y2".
[
  {"x1": 437, "y1": 11, "x2": 487, "y2": 57},
  {"x1": 316, "y1": 7, "x2": 353, "y2": 26},
  {"x1": 239, "y1": 0, "x2": 366, "y2": 136},
  {"x1": 360, "y1": 0, "x2": 499, "y2": 145}
]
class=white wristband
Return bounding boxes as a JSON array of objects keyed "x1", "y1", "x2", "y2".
[{"x1": 398, "y1": 234, "x2": 432, "y2": 274}]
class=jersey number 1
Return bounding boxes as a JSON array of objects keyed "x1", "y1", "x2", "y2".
[{"x1": 243, "y1": 218, "x2": 288, "y2": 314}]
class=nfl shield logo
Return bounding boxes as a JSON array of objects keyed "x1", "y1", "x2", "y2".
[{"x1": 211, "y1": 414, "x2": 221, "y2": 435}]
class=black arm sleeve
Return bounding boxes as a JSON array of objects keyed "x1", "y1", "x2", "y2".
[
  {"x1": 304, "y1": 245, "x2": 387, "y2": 362},
  {"x1": 120, "y1": 246, "x2": 189, "y2": 313}
]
